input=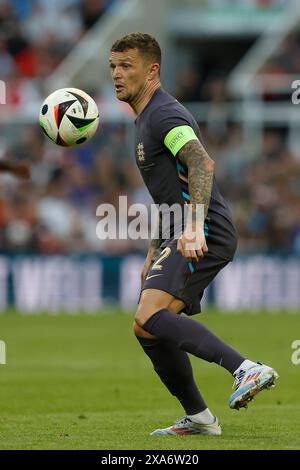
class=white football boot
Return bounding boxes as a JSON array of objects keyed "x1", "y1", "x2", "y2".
[
  {"x1": 150, "y1": 416, "x2": 221, "y2": 436},
  {"x1": 229, "y1": 362, "x2": 279, "y2": 410}
]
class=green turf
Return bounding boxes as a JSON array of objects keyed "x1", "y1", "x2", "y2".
[{"x1": 0, "y1": 310, "x2": 299, "y2": 450}]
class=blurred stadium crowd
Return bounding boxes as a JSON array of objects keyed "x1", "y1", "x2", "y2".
[
  {"x1": 0, "y1": 0, "x2": 113, "y2": 86},
  {"x1": 0, "y1": 0, "x2": 299, "y2": 255}
]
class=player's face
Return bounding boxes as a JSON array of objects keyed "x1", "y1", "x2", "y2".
[{"x1": 109, "y1": 49, "x2": 152, "y2": 103}]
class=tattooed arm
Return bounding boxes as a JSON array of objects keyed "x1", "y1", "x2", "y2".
[
  {"x1": 177, "y1": 139, "x2": 214, "y2": 261},
  {"x1": 178, "y1": 139, "x2": 214, "y2": 219}
]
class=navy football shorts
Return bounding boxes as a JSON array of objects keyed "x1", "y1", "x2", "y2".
[{"x1": 141, "y1": 238, "x2": 231, "y2": 316}]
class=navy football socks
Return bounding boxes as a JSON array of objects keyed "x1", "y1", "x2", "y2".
[
  {"x1": 142, "y1": 309, "x2": 245, "y2": 375},
  {"x1": 136, "y1": 335, "x2": 207, "y2": 414}
]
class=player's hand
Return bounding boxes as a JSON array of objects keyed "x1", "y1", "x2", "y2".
[
  {"x1": 141, "y1": 248, "x2": 156, "y2": 285},
  {"x1": 177, "y1": 224, "x2": 208, "y2": 263}
]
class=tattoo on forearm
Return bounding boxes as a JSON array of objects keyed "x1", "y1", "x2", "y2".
[{"x1": 178, "y1": 140, "x2": 214, "y2": 219}]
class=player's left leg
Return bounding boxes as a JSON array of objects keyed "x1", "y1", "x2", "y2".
[{"x1": 134, "y1": 294, "x2": 221, "y2": 436}]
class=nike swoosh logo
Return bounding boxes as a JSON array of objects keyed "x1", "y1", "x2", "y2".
[{"x1": 145, "y1": 274, "x2": 163, "y2": 281}]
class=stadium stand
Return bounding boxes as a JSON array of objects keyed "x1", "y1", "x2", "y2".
[{"x1": 0, "y1": 0, "x2": 299, "y2": 257}]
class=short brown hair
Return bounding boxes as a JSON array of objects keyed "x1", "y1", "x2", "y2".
[{"x1": 111, "y1": 33, "x2": 161, "y2": 66}]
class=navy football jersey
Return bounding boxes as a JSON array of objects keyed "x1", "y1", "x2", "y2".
[{"x1": 135, "y1": 88, "x2": 237, "y2": 260}]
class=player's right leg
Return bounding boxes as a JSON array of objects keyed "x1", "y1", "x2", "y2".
[{"x1": 228, "y1": 362, "x2": 279, "y2": 410}]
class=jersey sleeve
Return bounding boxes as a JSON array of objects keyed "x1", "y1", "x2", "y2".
[{"x1": 149, "y1": 105, "x2": 199, "y2": 157}]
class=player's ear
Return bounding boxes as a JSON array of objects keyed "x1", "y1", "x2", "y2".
[{"x1": 148, "y1": 63, "x2": 160, "y2": 80}]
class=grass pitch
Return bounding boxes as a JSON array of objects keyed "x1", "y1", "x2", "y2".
[{"x1": 0, "y1": 310, "x2": 299, "y2": 450}]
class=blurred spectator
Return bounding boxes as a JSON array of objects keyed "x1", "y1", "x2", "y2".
[
  {"x1": 173, "y1": 67, "x2": 202, "y2": 102},
  {"x1": 80, "y1": 0, "x2": 110, "y2": 29},
  {"x1": 202, "y1": 76, "x2": 230, "y2": 143}
]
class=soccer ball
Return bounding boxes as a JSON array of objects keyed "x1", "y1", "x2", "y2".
[{"x1": 39, "y1": 87, "x2": 99, "y2": 147}]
